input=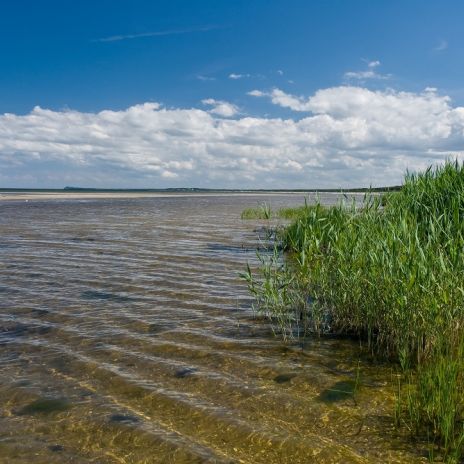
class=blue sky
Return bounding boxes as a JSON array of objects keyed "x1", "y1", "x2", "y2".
[{"x1": 1, "y1": 1, "x2": 464, "y2": 188}]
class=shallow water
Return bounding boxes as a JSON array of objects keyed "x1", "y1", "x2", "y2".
[{"x1": 0, "y1": 194, "x2": 426, "y2": 463}]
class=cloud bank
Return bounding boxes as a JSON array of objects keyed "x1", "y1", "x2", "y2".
[{"x1": 1, "y1": 87, "x2": 463, "y2": 188}]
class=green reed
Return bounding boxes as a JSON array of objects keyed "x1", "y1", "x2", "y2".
[
  {"x1": 398, "y1": 334, "x2": 464, "y2": 463},
  {"x1": 241, "y1": 202, "x2": 272, "y2": 219},
  {"x1": 243, "y1": 160, "x2": 464, "y2": 461},
  {"x1": 241, "y1": 203, "x2": 309, "y2": 221}
]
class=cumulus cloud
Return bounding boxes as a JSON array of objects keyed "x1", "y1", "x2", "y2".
[
  {"x1": 247, "y1": 90, "x2": 265, "y2": 97},
  {"x1": 344, "y1": 60, "x2": 391, "y2": 81},
  {"x1": 1, "y1": 87, "x2": 464, "y2": 188},
  {"x1": 201, "y1": 98, "x2": 239, "y2": 117},
  {"x1": 249, "y1": 88, "x2": 312, "y2": 111}
]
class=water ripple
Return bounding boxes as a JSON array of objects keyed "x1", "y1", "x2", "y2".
[{"x1": 0, "y1": 194, "x2": 426, "y2": 463}]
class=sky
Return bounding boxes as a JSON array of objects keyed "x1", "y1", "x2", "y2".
[{"x1": 1, "y1": 0, "x2": 464, "y2": 189}]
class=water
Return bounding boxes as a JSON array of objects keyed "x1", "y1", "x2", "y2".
[{"x1": 0, "y1": 194, "x2": 426, "y2": 463}]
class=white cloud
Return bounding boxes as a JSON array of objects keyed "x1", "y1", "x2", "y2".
[
  {"x1": 433, "y1": 39, "x2": 448, "y2": 52},
  {"x1": 196, "y1": 75, "x2": 216, "y2": 81},
  {"x1": 95, "y1": 25, "x2": 223, "y2": 43},
  {"x1": 201, "y1": 98, "x2": 239, "y2": 117},
  {"x1": 247, "y1": 90, "x2": 265, "y2": 97},
  {"x1": 249, "y1": 88, "x2": 312, "y2": 111},
  {"x1": 229, "y1": 73, "x2": 252, "y2": 80},
  {"x1": 344, "y1": 60, "x2": 391, "y2": 81},
  {"x1": 1, "y1": 87, "x2": 464, "y2": 189}
]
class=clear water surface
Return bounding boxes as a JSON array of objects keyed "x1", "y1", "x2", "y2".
[{"x1": 0, "y1": 194, "x2": 426, "y2": 463}]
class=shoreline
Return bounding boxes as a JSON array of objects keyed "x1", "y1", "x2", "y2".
[{"x1": 0, "y1": 191, "x2": 370, "y2": 202}]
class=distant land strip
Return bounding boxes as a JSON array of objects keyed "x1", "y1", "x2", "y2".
[{"x1": 0, "y1": 186, "x2": 402, "y2": 193}]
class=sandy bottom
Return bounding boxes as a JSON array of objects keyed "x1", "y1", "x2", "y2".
[{"x1": 0, "y1": 194, "x2": 425, "y2": 463}]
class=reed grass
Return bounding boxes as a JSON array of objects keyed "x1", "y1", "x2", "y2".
[
  {"x1": 241, "y1": 203, "x2": 309, "y2": 220},
  {"x1": 241, "y1": 203, "x2": 272, "y2": 219},
  {"x1": 242, "y1": 160, "x2": 464, "y2": 461}
]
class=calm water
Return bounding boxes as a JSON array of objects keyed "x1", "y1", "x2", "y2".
[{"x1": 0, "y1": 194, "x2": 425, "y2": 463}]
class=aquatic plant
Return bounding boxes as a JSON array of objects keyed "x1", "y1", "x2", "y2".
[
  {"x1": 243, "y1": 160, "x2": 464, "y2": 461},
  {"x1": 397, "y1": 335, "x2": 464, "y2": 462},
  {"x1": 275, "y1": 204, "x2": 311, "y2": 220},
  {"x1": 241, "y1": 202, "x2": 272, "y2": 219},
  {"x1": 241, "y1": 203, "x2": 309, "y2": 220}
]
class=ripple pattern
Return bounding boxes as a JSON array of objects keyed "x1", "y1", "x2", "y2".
[{"x1": 0, "y1": 194, "x2": 426, "y2": 463}]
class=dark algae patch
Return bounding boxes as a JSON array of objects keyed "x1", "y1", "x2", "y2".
[
  {"x1": 16, "y1": 398, "x2": 71, "y2": 416},
  {"x1": 146, "y1": 323, "x2": 164, "y2": 334},
  {"x1": 48, "y1": 444, "x2": 64, "y2": 452},
  {"x1": 206, "y1": 243, "x2": 251, "y2": 253},
  {"x1": 273, "y1": 373, "x2": 297, "y2": 383},
  {"x1": 0, "y1": 323, "x2": 52, "y2": 338},
  {"x1": 80, "y1": 290, "x2": 133, "y2": 302},
  {"x1": 174, "y1": 367, "x2": 197, "y2": 378},
  {"x1": 109, "y1": 414, "x2": 140, "y2": 424},
  {"x1": 318, "y1": 380, "x2": 356, "y2": 403}
]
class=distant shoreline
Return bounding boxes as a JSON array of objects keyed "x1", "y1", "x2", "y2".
[
  {"x1": 0, "y1": 186, "x2": 401, "y2": 193},
  {"x1": 0, "y1": 191, "x2": 360, "y2": 201},
  {"x1": 0, "y1": 189, "x2": 392, "y2": 202},
  {"x1": 0, "y1": 186, "x2": 400, "y2": 201}
]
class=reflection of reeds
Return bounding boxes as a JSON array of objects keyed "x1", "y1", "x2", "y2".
[{"x1": 243, "y1": 161, "x2": 464, "y2": 461}]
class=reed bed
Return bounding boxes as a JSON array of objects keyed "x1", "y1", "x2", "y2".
[
  {"x1": 242, "y1": 161, "x2": 464, "y2": 462},
  {"x1": 241, "y1": 203, "x2": 307, "y2": 220}
]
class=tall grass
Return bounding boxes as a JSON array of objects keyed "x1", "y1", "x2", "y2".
[
  {"x1": 243, "y1": 161, "x2": 464, "y2": 461},
  {"x1": 240, "y1": 203, "x2": 309, "y2": 220},
  {"x1": 241, "y1": 202, "x2": 272, "y2": 219}
]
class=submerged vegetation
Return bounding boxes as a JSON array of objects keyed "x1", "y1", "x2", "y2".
[{"x1": 242, "y1": 161, "x2": 464, "y2": 462}]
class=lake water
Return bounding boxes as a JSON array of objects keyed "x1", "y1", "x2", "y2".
[{"x1": 0, "y1": 194, "x2": 425, "y2": 463}]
